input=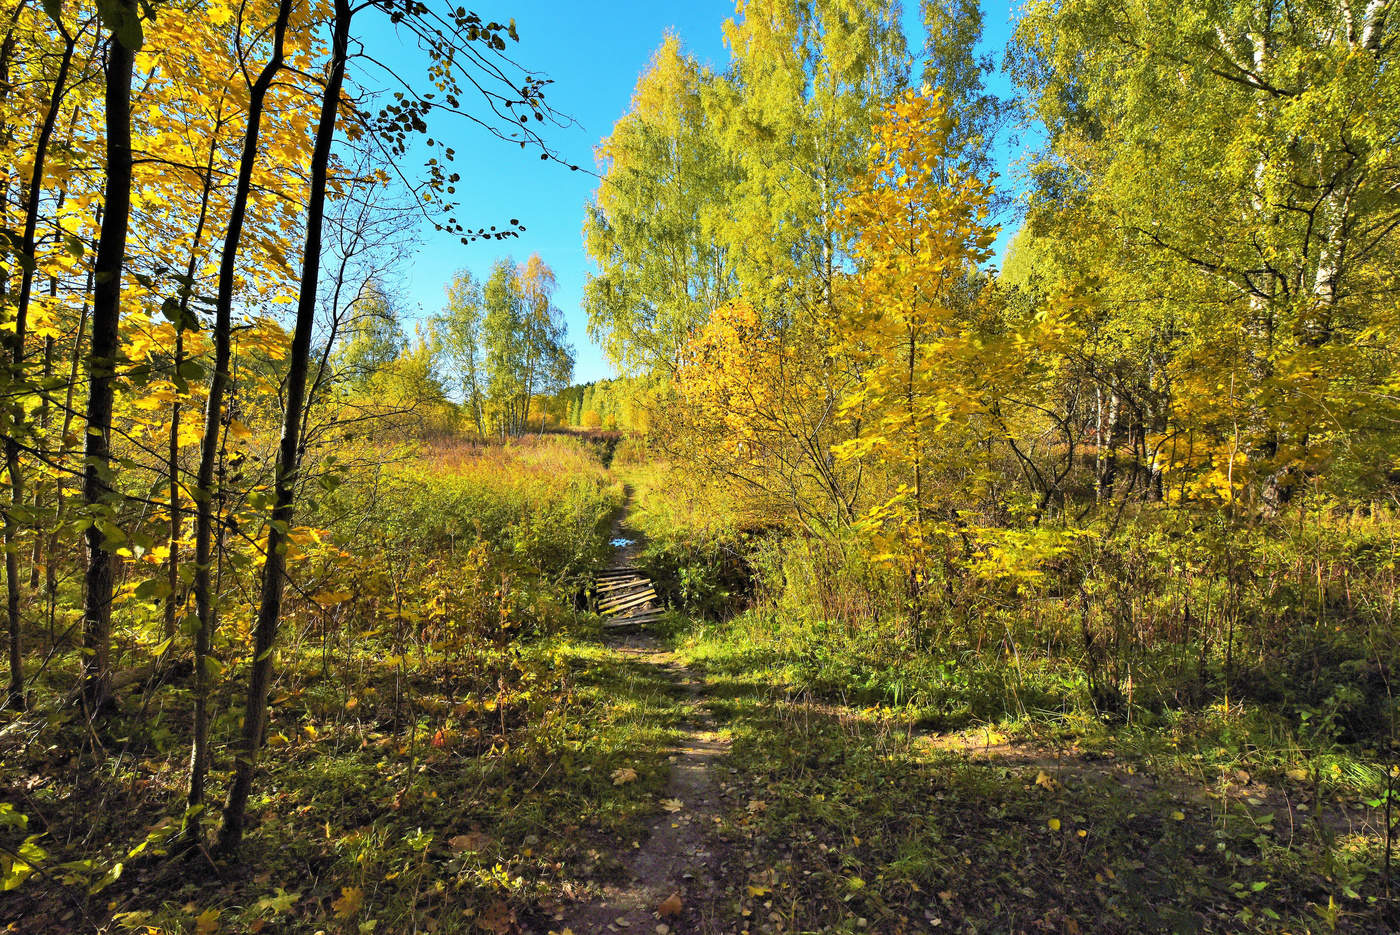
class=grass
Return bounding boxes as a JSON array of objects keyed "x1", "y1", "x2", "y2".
[
  {"x1": 7, "y1": 444, "x2": 1400, "y2": 933},
  {"x1": 34, "y1": 633, "x2": 689, "y2": 935},
  {"x1": 0, "y1": 436, "x2": 671, "y2": 933},
  {"x1": 620, "y1": 457, "x2": 1400, "y2": 931},
  {"x1": 680, "y1": 623, "x2": 1394, "y2": 932}
]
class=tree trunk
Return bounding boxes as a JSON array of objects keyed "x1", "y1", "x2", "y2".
[
  {"x1": 28, "y1": 326, "x2": 52, "y2": 593},
  {"x1": 81, "y1": 8, "x2": 138, "y2": 715},
  {"x1": 165, "y1": 118, "x2": 221, "y2": 644},
  {"x1": 185, "y1": 0, "x2": 294, "y2": 848},
  {"x1": 0, "y1": 0, "x2": 20, "y2": 711},
  {"x1": 217, "y1": 0, "x2": 351, "y2": 856},
  {"x1": 4, "y1": 23, "x2": 74, "y2": 711},
  {"x1": 43, "y1": 264, "x2": 92, "y2": 641}
]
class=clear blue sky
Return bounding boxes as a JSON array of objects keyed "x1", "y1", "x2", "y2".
[{"x1": 378, "y1": 1, "x2": 1033, "y2": 384}]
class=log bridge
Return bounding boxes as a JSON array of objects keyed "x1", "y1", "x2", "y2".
[{"x1": 594, "y1": 566, "x2": 664, "y2": 630}]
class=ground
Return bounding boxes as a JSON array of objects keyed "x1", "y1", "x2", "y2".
[
  {"x1": 549, "y1": 499, "x2": 1394, "y2": 934},
  {"x1": 3, "y1": 491, "x2": 1394, "y2": 934}
]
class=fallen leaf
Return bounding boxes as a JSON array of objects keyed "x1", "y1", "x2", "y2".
[
  {"x1": 746, "y1": 799, "x2": 767, "y2": 814},
  {"x1": 657, "y1": 892, "x2": 683, "y2": 918},
  {"x1": 660, "y1": 798, "x2": 684, "y2": 813},
  {"x1": 255, "y1": 888, "x2": 300, "y2": 915},
  {"x1": 478, "y1": 900, "x2": 514, "y2": 933},
  {"x1": 1035, "y1": 770, "x2": 1060, "y2": 792},
  {"x1": 450, "y1": 831, "x2": 492, "y2": 854},
  {"x1": 1048, "y1": 818, "x2": 1061, "y2": 831},
  {"x1": 194, "y1": 908, "x2": 219, "y2": 935},
  {"x1": 332, "y1": 886, "x2": 364, "y2": 920},
  {"x1": 612, "y1": 767, "x2": 638, "y2": 786},
  {"x1": 1171, "y1": 810, "x2": 1186, "y2": 821}
]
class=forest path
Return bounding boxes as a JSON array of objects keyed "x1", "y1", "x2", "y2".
[{"x1": 558, "y1": 490, "x2": 731, "y2": 934}]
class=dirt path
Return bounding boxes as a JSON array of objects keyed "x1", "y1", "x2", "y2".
[{"x1": 560, "y1": 494, "x2": 731, "y2": 933}]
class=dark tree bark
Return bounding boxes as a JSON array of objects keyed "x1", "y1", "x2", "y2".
[
  {"x1": 185, "y1": 0, "x2": 295, "y2": 847},
  {"x1": 216, "y1": 0, "x2": 352, "y2": 856},
  {"x1": 165, "y1": 108, "x2": 223, "y2": 643},
  {"x1": 3, "y1": 7, "x2": 71, "y2": 710},
  {"x1": 81, "y1": 4, "x2": 138, "y2": 715},
  {"x1": 0, "y1": 1, "x2": 19, "y2": 711}
]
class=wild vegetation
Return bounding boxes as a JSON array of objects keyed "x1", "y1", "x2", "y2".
[{"x1": 2, "y1": 0, "x2": 1399, "y2": 933}]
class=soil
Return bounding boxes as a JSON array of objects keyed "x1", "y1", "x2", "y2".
[{"x1": 556, "y1": 491, "x2": 732, "y2": 934}]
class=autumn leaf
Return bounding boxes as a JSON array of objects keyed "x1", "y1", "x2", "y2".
[
  {"x1": 311, "y1": 590, "x2": 354, "y2": 605},
  {"x1": 477, "y1": 899, "x2": 514, "y2": 933},
  {"x1": 449, "y1": 830, "x2": 491, "y2": 854},
  {"x1": 194, "y1": 908, "x2": 219, "y2": 935},
  {"x1": 611, "y1": 767, "x2": 638, "y2": 785},
  {"x1": 255, "y1": 888, "x2": 299, "y2": 914},
  {"x1": 657, "y1": 891, "x2": 683, "y2": 917},
  {"x1": 332, "y1": 886, "x2": 364, "y2": 920},
  {"x1": 660, "y1": 798, "x2": 683, "y2": 813},
  {"x1": 1034, "y1": 770, "x2": 1060, "y2": 792}
]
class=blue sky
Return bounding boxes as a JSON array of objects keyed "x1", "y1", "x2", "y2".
[{"x1": 378, "y1": 1, "x2": 1034, "y2": 384}]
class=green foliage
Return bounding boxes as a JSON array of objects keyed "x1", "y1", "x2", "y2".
[
  {"x1": 439, "y1": 255, "x2": 573, "y2": 437},
  {"x1": 334, "y1": 281, "x2": 407, "y2": 390},
  {"x1": 585, "y1": 0, "x2": 906, "y2": 373},
  {"x1": 1, "y1": 436, "x2": 625, "y2": 929},
  {"x1": 1009, "y1": 0, "x2": 1400, "y2": 506},
  {"x1": 333, "y1": 436, "x2": 620, "y2": 581},
  {"x1": 584, "y1": 35, "x2": 737, "y2": 374},
  {"x1": 554, "y1": 376, "x2": 652, "y2": 432},
  {"x1": 437, "y1": 268, "x2": 489, "y2": 435}
]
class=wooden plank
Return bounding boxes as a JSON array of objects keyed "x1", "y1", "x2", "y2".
[
  {"x1": 599, "y1": 582, "x2": 653, "y2": 600},
  {"x1": 596, "y1": 569, "x2": 641, "y2": 579},
  {"x1": 599, "y1": 589, "x2": 656, "y2": 612},
  {"x1": 603, "y1": 618, "x2": 646, "y2": 630},
  {"x1": 611, "y1": 612, "x2": 665, "y2": 625},
  {"x1": 604, "y1": 617, "x2": 663, "y2": 631},
  {"x1": 596, "y1": 577, "x2": 649, "y2": 593},
  {"x1": 601, "y1": 590, "x2": 657, "y2": 615}
]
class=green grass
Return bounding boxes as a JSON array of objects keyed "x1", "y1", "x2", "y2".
[
  {"x1": 682, "y1": 620, "x2": 1394, "y2": 933},
  {"x1": 0, "y1": 437, "x2": 652, "y2": 933},
  {"x1": 10, "y1": 446, "x2": 1400, "y2": 933},
  {"x1": 9, "y1": 628, "x2": 699, "y2": 934}
]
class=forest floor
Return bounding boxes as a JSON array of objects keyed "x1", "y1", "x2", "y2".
[
  {"x1": 3, "y1": 466, "x2": 1395, "y2": 933},
  {"x1": 546, "y1": 497, "x2": 1394, "y2": 934}
]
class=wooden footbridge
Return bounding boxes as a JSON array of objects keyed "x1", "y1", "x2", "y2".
[{"x1": 594, "y1": 565, "x2": 665, "y2": 630}]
